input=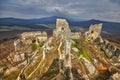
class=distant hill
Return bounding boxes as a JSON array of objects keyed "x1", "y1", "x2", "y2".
[
  {"x1": 68, "y1": 19, "x2": 120, "y2": 34},
  {"x1": 0, "y1": 16, "x2": 120, "y2": 34}
]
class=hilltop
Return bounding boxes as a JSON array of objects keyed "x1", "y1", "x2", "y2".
[{"x1": 0, "y1": 18, "x2": 120, "y2": 80}]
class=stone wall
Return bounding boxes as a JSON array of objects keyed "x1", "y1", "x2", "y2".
[
  {"x1": 20, "y1": 31, "x2": 47, "y2": 44},
  {"x1": 71, "y1": 32, "x2": 81, "y2": 39},
  {"x1": 97, "y1": 37, "x2": 120, "y2": 60},
  {"x1": 0, "y1": 40, "x2": 26, "y2": 67},
  {"x1": 21, "y1": 31, "x2": 47, "y2": 39},
  {"x1": 84, "y1": 23, "x2": 120, "y2": 61}
]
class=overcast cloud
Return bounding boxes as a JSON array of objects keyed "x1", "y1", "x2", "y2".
[{"x1": 0, "y1": 0, "x2": 120, "y2": 22}]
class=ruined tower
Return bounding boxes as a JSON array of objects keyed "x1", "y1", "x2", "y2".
[
  {"x1": 53, "y1": 19, "x2": 71, "y2": 39},
  {"x1": 85, "y1": 23, "x2": 103, "y2": 41}
]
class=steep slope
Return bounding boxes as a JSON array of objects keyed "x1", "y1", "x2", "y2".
[{"x1": 1, "y1": 35, "x2": 120, "y2": 80}]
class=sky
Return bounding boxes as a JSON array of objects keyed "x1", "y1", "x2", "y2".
[{"x1": 0, "y1": 0, "x2": 120, "y2": 22}]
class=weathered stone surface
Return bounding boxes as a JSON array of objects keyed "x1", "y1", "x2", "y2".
[
  {"x1": 110, "y1": 73, "x2": 120, "y2": 80},
  {"x1": 20, "y1": 31, "x2": 47, "y2": 43},
  {"x1": 85, "y1": 23, "x2": 103, "y2": 41},
  {"x1": 53, "y1": 18, "x2": 81, "y2": 39},
  {"x1": 53, "y1": 19, "x2": 71, "y2": 39},
  {"x1": 13, "y1": 53, "x2": 25, "y2": 62},
  {"x1": 71, "y1": 32, "x2": 80, "y2": 39},
  {"x1": 72, "y1": 47, "x2": 79, "y2": 52}
]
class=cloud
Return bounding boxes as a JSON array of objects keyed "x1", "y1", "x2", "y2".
[
  {"x1": 109, "y1": 0, "x2": 120, "y2": 5},
  {"x1": 0, "y1": 0, "x2": 120, "y2": 22}
]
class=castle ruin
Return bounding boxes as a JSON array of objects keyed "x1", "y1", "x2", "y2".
[
  {"x1": 20, "y1": 31, "x2": 47, "y2": 44},
  {"x1": 85, "y1": 23, "x2": 103, "y2": 41},
  {"x1": 53, "y1": 19, "x2": 80, "y2": 39}
]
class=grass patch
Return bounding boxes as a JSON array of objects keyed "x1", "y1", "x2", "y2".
[
  {"x1": 3, "y1": 70, "x2": 20, "y2": 80},
  {"x1": 72, "y1": 39, "x2": 92, "y2": 61},
  {"x1": 79, "y1": 46, "x2": 92, "y2": 61},
  {"x1": 33, "y1": 42, "x2": 44, "y2": 51}
]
